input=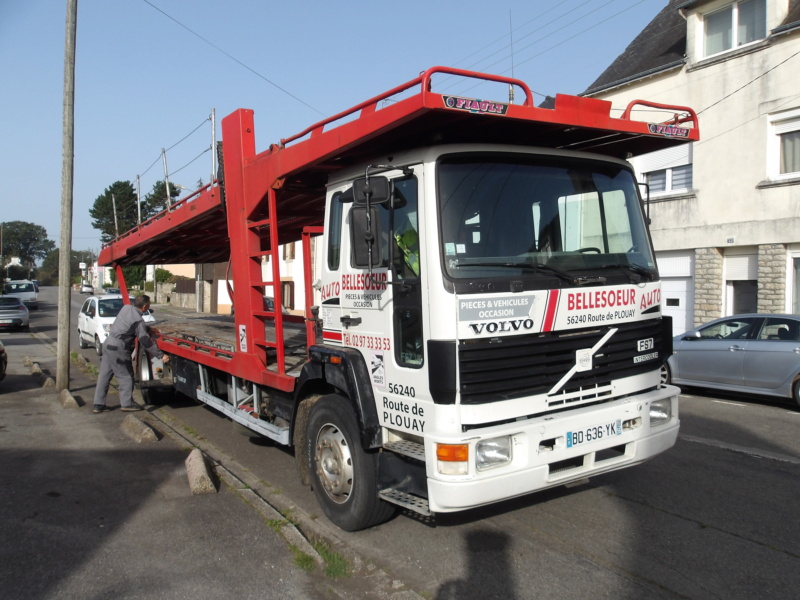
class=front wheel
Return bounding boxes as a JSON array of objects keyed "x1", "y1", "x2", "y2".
[
  {"x1": 306, "y1": 395, "x2": 395, "y2": 531},
  {"x1": 792, "y1": 379, "x2": 800, "y2": 409},
  {"x1": 660, "y1": 362, "x2": 672, "y2": 387},
  {"x1": 95, "y1": 336, "x2": 103, "y2": 357}
]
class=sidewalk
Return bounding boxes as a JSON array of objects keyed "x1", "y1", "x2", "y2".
[{"x1": 0, "y1": 330, "x2": 371, "y2": 600}]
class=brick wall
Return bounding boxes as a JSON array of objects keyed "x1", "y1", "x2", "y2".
[
  {"x1": 693, "y1": 247, "x2": 723, "y2": 327},
  {"x1": 757, "y1": 244, "x2": 786, "y2": 313}
]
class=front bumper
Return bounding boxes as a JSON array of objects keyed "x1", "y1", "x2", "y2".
[{"x1": 426, "y1": 386, "x2": 679, "y2": 513}]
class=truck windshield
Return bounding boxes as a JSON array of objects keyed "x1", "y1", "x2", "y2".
[{"x1": 437, "y1": 154, "x2": 655, "y2": 282}]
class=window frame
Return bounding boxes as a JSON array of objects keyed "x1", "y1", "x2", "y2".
[
  {"x1": 643, "y1": 163, "x2": 693, "y2": 195},
  {"x1": 702, "y1": 0, "x2": 767, "y2": 59},
  {"x1": 767, "y1": 108, "x2": 800, "y2": 181}
]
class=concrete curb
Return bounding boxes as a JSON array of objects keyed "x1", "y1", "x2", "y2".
[
  {"x1": 185, "y1": 448, "x2": 217, "y2": 495},
  {"x1": 216, "y1": 464, "x2": 324, "y2": 568},
  {"x1": 121, "y1": 413, "x2": 160, "y2": 443},
  {"x1": 24, "y1": 356, "x2": 56, "y2": 388},
  {"x1": 59, "y1": 388, "x2": 82, "y2": 409}
]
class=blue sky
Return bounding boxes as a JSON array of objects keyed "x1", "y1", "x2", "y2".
[{"x1": 0, "y1": 0, "x2": 667, "y2": 256}]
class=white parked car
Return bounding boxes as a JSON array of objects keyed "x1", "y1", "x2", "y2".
[
  {"x1": 77, "y1": 294, "x2": 155, "y2": 356},
  {"x1": 3, "y1": 280, "x2": 38, "y2": 310}
]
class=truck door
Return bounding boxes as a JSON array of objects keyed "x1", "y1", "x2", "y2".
[{"x1": 341, "y1": 167, "x2": 429, "y2": 436}]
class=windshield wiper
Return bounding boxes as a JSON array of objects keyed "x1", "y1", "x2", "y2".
[
  {"x1": 453, "y1": 261, "x2": 575, "y2": 284},
  {"x1": 600, "y1": 263, "x2": 654, "y2": 282}
]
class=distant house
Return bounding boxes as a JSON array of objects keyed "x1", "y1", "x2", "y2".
[{"x1": 584, "y1": 0, "x2": 800, "y2": 332}]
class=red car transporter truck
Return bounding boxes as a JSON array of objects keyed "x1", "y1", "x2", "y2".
[{"x1": 99, "y1": 67, "x2": 698, "y2": 531}]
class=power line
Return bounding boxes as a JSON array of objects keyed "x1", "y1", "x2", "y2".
[
  {"x1": 442, "y1": 0, "x2": 650, "y2": 99},
  {"x1": 698, "y1": 46, "x2": 800, "y2": 115},
  {"x1": 141, "y1": 0, "x2": 325, "y2": 117}
]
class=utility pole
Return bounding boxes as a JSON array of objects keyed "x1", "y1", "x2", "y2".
[{"x1": 57, "y1": 0, "x2": 78, "y2": 391}]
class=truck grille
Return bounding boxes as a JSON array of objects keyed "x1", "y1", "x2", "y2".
[{"x1": 458, "y1": 319, "x2": 663, "y2": 405}]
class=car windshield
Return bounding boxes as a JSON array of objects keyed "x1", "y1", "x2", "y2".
[
  {"x1": 97, "y1": 298, "x2": 124, "y2": 317},
  {"x1": 437, "y1": 154, "x2": 655, "y2": 282},
  {"x1": 4, "y1": 283, "x2": 34, "y2": 293}
]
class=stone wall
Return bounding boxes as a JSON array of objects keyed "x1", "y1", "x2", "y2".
[
  {"x1": 154, "y1": 282, "x2": 196, "y2": 309},
  {"x1": 757, "y1": 244, "x2": 786, "y2": 313},
  {"x1": 693, "y1": 247, "x2": 723, "y2": 327}
]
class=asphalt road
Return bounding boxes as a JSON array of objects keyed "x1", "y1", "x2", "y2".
[{"x1": 38, "y1": 287, "x2": 800, "y2": 599}]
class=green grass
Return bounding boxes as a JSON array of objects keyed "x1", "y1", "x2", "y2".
[
  {"x1": 312, "y1": 539, "x2": 350, "y2": 579},
  {"x1": 290, "y1": 545, "x2": 317, "y2": 572}
]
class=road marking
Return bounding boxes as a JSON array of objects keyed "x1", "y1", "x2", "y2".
[
  {"x1": 711, "y1": 400, "x2": 748, "y2": 407},
  {"x1": 680, "y1": 434, "x2": 800, "y2": 466}
]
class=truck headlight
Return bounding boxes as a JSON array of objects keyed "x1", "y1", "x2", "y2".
[
  {"x1": 649, "y1": 398, "x2": 672, "y2": 426},
  {"x1": 476, "y1": 436, "x2": 512, "y2": 471}
]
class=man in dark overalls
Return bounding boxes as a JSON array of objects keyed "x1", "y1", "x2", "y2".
[{"x1": 92, "y1": 294, "x2": 168, "y2": 413}]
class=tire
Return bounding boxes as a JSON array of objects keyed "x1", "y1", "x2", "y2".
[
  {"x1": 95, "y1": 336, "x2": 103, "y2": 357},
  {"x1": 792, "y1": 379, "x2": 800, "y2": 409},
  {"x1": 78, "y1": 330, "x2": 88, "y2": 349},
  {"x1": 136, "y1": 345, "x2": 162, "y2": 406},
  {"x1": 660, "y1": 362, "x2": 671, "y2": 387},
  {"x1": 306, "y1": 394, "x2": 395, "y2": 531}
]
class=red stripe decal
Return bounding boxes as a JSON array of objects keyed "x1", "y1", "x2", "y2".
[
  {"x1": 543, "y1": 290, "x2": 560, "y2": 332},
  {"x1": 323, "y1": 330, "x2": 342, "y2": 342}
]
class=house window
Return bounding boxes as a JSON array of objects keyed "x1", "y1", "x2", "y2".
[
  {"x1": 781, "y1": 131, "x2": 800, "y2": 174},
  {"x1": 793, "y1": 257, "x2": 800, "y2": 313},
  {"x1": 704, "y1": 0, "x2": 766, "y2": 57},
  {"x1": 768, "y1": 109, "x2": 800, "y2": 179},
  {"x1": 645, "y1": 164, "x2": 693, "y2": 194}
]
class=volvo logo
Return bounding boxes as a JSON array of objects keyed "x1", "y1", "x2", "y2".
[{"x1": 468, "y1": 318, "x2": 535, "y2": 335}]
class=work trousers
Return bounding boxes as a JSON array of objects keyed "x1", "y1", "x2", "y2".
[{"x1": 92, "y1": 339, "x2": 136, "y2": 408}]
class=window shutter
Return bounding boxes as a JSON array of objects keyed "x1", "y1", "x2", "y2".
[{"x1": 725, "y1": 254, "x2": 757, "y2": 280}]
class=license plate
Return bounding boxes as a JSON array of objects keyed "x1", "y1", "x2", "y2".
[
  {"x1": 566, "y1": 419, "x2": 622, "y2": 448},
  {"x1": 0, "y1": 319, "x2": 13, "y2": 324}
]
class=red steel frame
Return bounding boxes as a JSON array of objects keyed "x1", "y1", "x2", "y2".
[{"x1": 100, "y1": 66, "x2": 699, "y2": 395}]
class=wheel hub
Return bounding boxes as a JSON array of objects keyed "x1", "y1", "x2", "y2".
[{"x1": 315, "y1": 424, "x2": 353, "y2": 504}]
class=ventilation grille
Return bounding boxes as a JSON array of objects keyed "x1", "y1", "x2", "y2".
[{"x1": 458, "y1": 319, "x2": 662, "y2": 405}]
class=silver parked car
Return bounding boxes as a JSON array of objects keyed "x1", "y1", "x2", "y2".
[
  {"x1": 664, "y1": 314, "x2": 800, "y2": 405},
  {"x1": 0, "y1": 296, "x2": 31, "y2": 331}
]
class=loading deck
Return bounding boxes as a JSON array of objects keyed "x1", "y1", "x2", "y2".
[{"x1": 151, "y1": 307, "x2": 315, "y2": 377}]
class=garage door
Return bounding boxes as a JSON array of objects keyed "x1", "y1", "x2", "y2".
[{"x1": 661, "y1": 277, "x2": 694, "y2": 336}]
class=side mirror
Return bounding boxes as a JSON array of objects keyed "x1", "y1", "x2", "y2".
[
  {"x1": 353, "y1": 176, "x2": 391, "y2": 206},
  {"x1": 682, "y1": 331, "x2": 701, "y2": 340},
  {"x1": 350, "y1": 205, "x2": 383, "y2": 268}
]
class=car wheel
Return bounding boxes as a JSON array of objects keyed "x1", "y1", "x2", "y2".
[
  {"x1": 793, "y1": 379, "x2": 800, "y2": 409},
  {"x1": 95, "y1": 336, "x2": 103, "y2": 357},
  {"x1": 660, "y1": 362, "x2": 672, "y2": 387},
  {"x1": 78, "y1": 330, "x2": 88, "y2": 349},
  {"x1": 306, "y1": 394, "x2": 395, "y2": 531}
]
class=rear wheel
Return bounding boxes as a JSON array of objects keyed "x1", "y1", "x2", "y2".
[
  {"x1": 78, "y1": 329, "x2": 88, "y2": 349},
  {"x1": 792, "y1": 379, "x2": 800, "y2": 409},
  {"x1": 306, "y1": 394, "x2": 395, "y2": 531},
  {"x1": 136, "y1": 345, "x2": 162, "y2": 405}
]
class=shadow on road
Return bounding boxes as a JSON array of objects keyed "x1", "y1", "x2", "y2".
[{"x1": 436, "y1": 530, "x2": 517, "y2": 600}]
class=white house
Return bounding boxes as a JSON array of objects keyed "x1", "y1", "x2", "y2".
[{"x1": 584, "y1": 0, "x2": 800, "y2": 333}]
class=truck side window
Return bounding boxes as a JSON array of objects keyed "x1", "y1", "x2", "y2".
[
  {"x1": 391, "y1": 177, "x2": 420, "y2": 280},
  {"x1": 328, "y1": 192, "x2": 344, "y2": 270},
  {"x1": 391, "y1": 175, "x2": 423, "y2": 368},
  {"x1": 394, "y1": 308, "x2": 424, "y2": 368}
]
